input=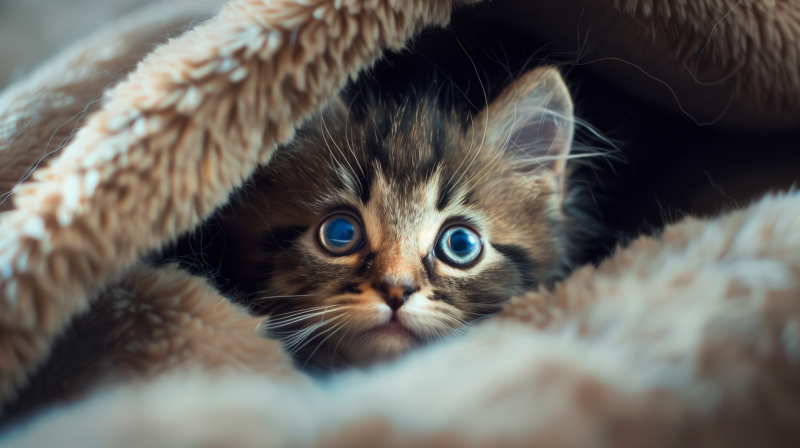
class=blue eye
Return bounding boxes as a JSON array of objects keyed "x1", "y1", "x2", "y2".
[
  {"x1": 436, "y1": 225, "x2": 483, "y2": 267},
  {"x1": 319, "y1": 214, "x2": 364, "y2": 255}
]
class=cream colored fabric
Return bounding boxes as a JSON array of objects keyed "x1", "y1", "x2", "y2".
[{"x1": 5, "y1": 192, "x2": 800, "y2": 447}]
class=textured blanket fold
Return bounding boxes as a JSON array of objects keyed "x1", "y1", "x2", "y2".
[
  {"x1": 1, "y1": 0, "x2": 799, "y2": 446},
  {"x1": 5, "y1": 193, "x2": 800, "y2": 447},
  {"x1": 0, "y1": 0, "x2": 467, "y2": 400}
]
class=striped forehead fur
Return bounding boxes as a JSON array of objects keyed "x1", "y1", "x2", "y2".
[{"x1": 294, "y1": 94, "x2": 488, "y2": 211}]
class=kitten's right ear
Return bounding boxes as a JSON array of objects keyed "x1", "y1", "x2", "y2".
[{"x1": 473, "y1": 67, "x2": 574, "y2": 186}]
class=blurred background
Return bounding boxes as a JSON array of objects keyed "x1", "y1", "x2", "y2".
[{"x1": 0, "y1": 0, "x2": 156, "y2": 89}]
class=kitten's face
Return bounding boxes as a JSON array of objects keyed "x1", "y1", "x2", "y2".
[{"x1": 219, "y1": 68, "x2": 575, "y2": 369}]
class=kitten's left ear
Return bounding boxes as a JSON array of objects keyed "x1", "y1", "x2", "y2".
[{"x1": 474, "y1": 67, "x2": 574, "y2": 190}]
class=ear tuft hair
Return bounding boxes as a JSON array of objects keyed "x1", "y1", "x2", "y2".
[{"x1": 475, "y1": 67, "x2": 574, "y2": 187}]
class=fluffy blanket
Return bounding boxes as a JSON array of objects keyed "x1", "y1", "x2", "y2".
[{"x1": 1, "y1": 0, "x2": 799, "y2": 446}]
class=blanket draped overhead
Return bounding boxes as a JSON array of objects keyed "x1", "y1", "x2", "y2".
[{"x1": 0, "y1": 0, "x2": 799, "y2": 446}]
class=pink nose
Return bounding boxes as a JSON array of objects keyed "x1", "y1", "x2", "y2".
[{"x1": 376, "y1": 280, "x2": 417, "y2": 311}]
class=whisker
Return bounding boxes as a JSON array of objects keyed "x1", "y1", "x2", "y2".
[
  {"x1": 301, "y1": 320, "x2": 349, "y2": 371},
  {"x1": 269, "y1": 312, "x2": 351, "y2": 331},
  {"x1": 287, "y1": 312, "x2": 351, "y2": 354},
  {"x1": 444, "y1": 37, "x2": 490, "y2": 197},
  {"x1": 344, "y1": 93, "x2": 366, "y2": 178},
  {"x1": 277, "y1": 308, "x2": 351, "y2": 351},
  {"x1": 257, "y1": 293, "x2": 328, "y2": 300},
  {"x1": 319, "y1": 112, "x2": 362, "y2": 199},
  {"x1": 267, "y1": 305, "x2": 342, "y2": 321},
  {"x1": 330, "y1": 325, "x2": 355, "y2": 369},
  {"x1": 268, "y1": 306, "x2": 352, "y2": 328}
]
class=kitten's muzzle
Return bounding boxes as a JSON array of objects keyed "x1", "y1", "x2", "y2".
[{"x1": 375, "y1": 280, "x2": 418, "y2": 311}]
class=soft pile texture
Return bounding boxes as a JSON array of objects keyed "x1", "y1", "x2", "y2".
[
  {"x1": 499, "y1": 0, "x2": 800, "y2": 128},
  {"x1": 0, "y1": 0, "x2": 799, "y2": 446}
]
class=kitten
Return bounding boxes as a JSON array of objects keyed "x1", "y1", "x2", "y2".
[{"x1": 216, "y1": 67, "x2": 578, "y2": 370}]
